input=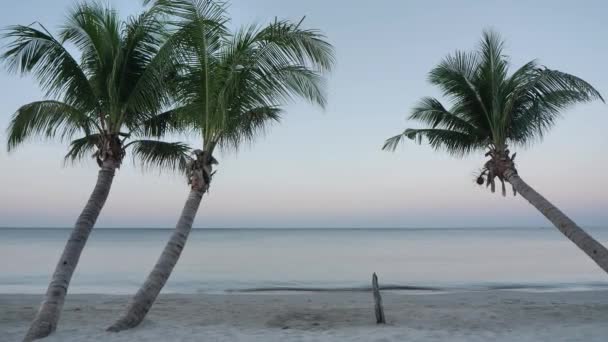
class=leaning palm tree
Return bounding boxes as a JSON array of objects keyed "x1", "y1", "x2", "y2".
[
  {"x1": 107, "y1": 0, "x2": 334, "y2": 332},
  {"x1": 2, "y1": 3, "x2": 190, "y2": 340},
  {"x1": 384, "y1": 30, "x2": 608, "y2": 274}
]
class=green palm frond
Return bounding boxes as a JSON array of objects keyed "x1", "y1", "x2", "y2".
[
  {"x1": 268, "y1": 65, "x2": 327, "y2": 108},
  {"x1": 118, "y1": 9, "x2": 169, "y2": 118},
  {"x1": 383, "y1": 128, "x2": 485, "y2": 156},
  {"x1": 64, "y1": 134, "x2": 102, "y2": 164},
  {"x1": 253, "y1": 18, "x2": 335, "y2": 73},
  {"x1": 155, "y1": 0, "x2": 229, "y2": 137},
  {"x1": 219, "y1": 21, "x2": 334, "y2": 108},
  {"x1": 218, "y1": 106, "x2": 283, "y2": 151},
  {"x1": 144, "y1": 0, "x2": 228, "y2": 26},
  {"x1": 137, "y1": 106, "x2": 200, "y2": 138},
  {"x1": 57, "y1": 1, "x2": 182, "y2": 133},
  {"x1": 127, "y1": 139, "x2": 191, "y2": 173},
  {"x1": 7, "y1": 101, "x2": 94, "y2": 150},
  {"x1": 476, "y1": 30, "x2": 509, "y2": 117},
  {"x1": 60, "y1": 1, "x2": 120, "y2": 101},
  {"x1": 428, "y1": 50, "x2": 491, "y2": 134},
  {"x1": 508, "y1": 68, "x2": 604, "y2": 145},
  {"x1": 1, "y1": 24, "x2": 96, "y2": 108},
  {"x1": 409, "y1": 97, "x2": 479, "y2": 134},
  {"x1": 382, "y1": 131, "x2": 408, "y2": 152}
]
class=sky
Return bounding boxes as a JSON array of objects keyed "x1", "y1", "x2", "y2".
[{"x1": 0, "y1": 0, "x2": 606, "y2": 228}]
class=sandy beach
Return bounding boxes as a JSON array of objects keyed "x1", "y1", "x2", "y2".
[{"x1": 2, "y1": 290, "x2": 607, "y2": 341}]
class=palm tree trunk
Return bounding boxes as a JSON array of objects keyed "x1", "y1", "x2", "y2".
[
  {"x1": 24, "y1": 162, "x2": 117, "y2": 342},
  {"x1": 505, "y1": 169, "x2": 608, "y2": 274},
  {"x1": 107, "y1": 188, "x2": 205, "y2": 332}
]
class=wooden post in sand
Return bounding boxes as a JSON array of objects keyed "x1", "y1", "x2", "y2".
[{"x1": 372, "y1": 272, "x2": 386, "y2": 324}]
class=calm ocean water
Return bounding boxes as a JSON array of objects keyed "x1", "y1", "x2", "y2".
[{"x1": 1, "y1": 227, "x2": 608, "y2": 294}]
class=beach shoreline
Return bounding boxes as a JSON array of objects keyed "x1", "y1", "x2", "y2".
[{"x1": 2, "y1": 290, "x2": 607, "y2": 341}]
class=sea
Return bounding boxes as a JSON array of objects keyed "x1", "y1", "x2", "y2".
[{"x1": 1, "y1": 227, "x2": 607, "y2": 294}]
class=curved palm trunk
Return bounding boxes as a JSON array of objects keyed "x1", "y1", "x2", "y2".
[
  {"x1": 24, "y1": 163, "x2": 116, "y2": 342},
  {"x1": 505, "y1": 169, "x2": 608, "y2": 274},
  {"x1": 107, "y1": 188, "x2": 205, "y2": 332}
]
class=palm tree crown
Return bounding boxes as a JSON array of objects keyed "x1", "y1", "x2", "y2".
[
  {"x1": 384, "y1": 30, "x2": 603, "y2": 195},
  {"x1": 143, "y1": 0, "x2": 334, "y2": 189},
  {"x1": 2, "y1": 2, "x2": 189, "y2": 170}
]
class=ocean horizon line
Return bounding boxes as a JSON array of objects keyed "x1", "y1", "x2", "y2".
[{"x1": 1, "y1": 226, "x2": 606, "y2": 230}]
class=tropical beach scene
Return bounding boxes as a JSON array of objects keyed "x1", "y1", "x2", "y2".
[{"x1": 0, "y1": 0, "x2": 607, "y2": 341}]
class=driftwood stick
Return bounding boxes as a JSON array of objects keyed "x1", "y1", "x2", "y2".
[{"x1": 372, "y1": 272, "x2": 386, "y2": 324}]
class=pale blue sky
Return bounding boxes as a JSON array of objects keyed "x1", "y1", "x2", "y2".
[{"x1": 0, "y1": 0, "x2": 606, "y2": 228}]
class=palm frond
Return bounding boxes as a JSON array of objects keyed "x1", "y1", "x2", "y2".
[
  {"x1": 428, "y1": 50, "x2": 491, "y2": 133},
  {"x1": 118, "y1": 9, "x2": 168, "y2": 114},
  {"x1": 385, "y1": 128, "x2": 485, "y2": 156},
  {"x1": 60, "y1": 1, "x2": 120, "y2": 94},
  {"x1": 540, "y1": 69, "x2": 603, "y2": 102},
  {"x1": 64, "y1": 134, "x2": 101, "y2": 164},
  {"x1": 382, "y1": 131, "x2": 409, "y2": 152},
  {"x1": 7, "y1": 101, "x2": 93, "y2": 150},
  {"x1": 408, "y1": 97, "x2": 479, "y2": 134},
  {"x1": 217, "y1": 106, "x2": 283, "y2": 151},
  {"x1": 136, "y1": 106, "x2": 200, "y2": 138},
  {"x1": 508, "y1": 68, "x2": 604, "y2": 145},
  {"x1": 144, "y1": 0, "x2": 228, "y2": 26},
  {"x1": 127, "y1": 139, "x2": 191, "y2": 173},
  {"x1": 475, "y1": 29, "x2": 510, "y2": 142},
  {"x1": 224, "y1": 21, "x2": 334, "y2": 107},
  {"x1": 254, "y1": 18, "x2": 335, "y2": 73},
  {"x1": 1, "y1": 23, "x2": 96, "y2": 108}
]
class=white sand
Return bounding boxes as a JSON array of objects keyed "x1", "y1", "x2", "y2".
[{"x1": 2, "y1": 290, "x2": 607, "y2": 341}]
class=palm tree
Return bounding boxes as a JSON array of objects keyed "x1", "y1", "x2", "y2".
[
  {"x1": 384, "y1": 30, "x2": 608, "y2": 274},
  {"x1": 2, "y1": 3, "x2": 190, "y2": 340},
  {"x1": 107, "y1": 0, "x2": 334, "y2": 332}
]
